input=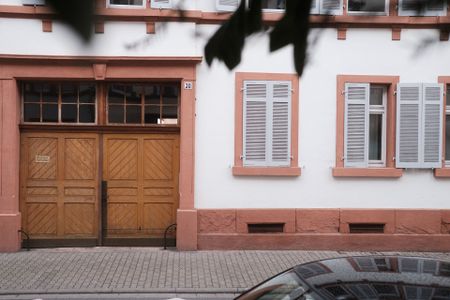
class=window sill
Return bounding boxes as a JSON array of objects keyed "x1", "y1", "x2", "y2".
[
  {"x1": 435, "y1": 168, "x2": 450, "y2": 178},
  {"x1": 232, "y1": 166, "x2": 301, "y2": 177},
  {"x1": 332, "y1": 167, "x2": 403, "y2": 178}
]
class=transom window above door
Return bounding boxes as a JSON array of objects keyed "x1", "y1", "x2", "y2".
[
  {"x1": 22, "y1": 82, "x2": 96, "y2": 124},
  {"x1": 107, "y1": 83, "x2": 179, "y2": 125}
]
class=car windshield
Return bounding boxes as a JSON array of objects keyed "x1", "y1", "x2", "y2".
[{"x1": 236, "y1": 270, "x2": 311, "y2": 300}]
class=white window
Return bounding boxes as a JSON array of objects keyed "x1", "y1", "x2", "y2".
[
  {"x1": 344, "y1": 84, "x2": 387, "y2": 168},
  {"x1": 216, "y1": 0, "x2": 240, "y2": 12},
  {"x1": 243, "y1": 81, "x2": 292, "y2": 167},
  {"x1": 399, "y1": 258, "x2": 439, "y2": 274},
  {"x1": 22, "y1": 0, "x2": 45, "y2": 6},
  {"x1": 446, "y1": 86, "x2": 450, "y2": 166},
  {"x1": 262, "y1": 0, "x2": 286, "y2": 11},
  {"x1": 398, "y1": 0, "x2": 447, "y2": 16},
  {"x1": 310, "y1": 0, "x2": 343, "y2": 15},
  {"x1": 396, "y1": 83, "x2": 444, "y2": 169},
  {"x1": 107, "y1": 0, "x2": 146, "y2": 8},
  {"x1": 150, "y1": 0, "x2": 172, "y2": 9},
  {"x1": 347, "y1": 0, "x2": 389, "y2": 15},
  {"x1": 354, "y1": 257, "x2": 391, "y2": 272}
]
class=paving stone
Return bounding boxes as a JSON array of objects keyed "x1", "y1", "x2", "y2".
[{"x1": 0, "y1": 248, "x2": 449, "y2": 295}]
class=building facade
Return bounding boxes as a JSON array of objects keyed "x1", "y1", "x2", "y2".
[{"x1": 0, "y1": 0, "x2": 449, "y2": 252}]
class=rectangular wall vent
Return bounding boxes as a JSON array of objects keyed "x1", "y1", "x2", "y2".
[
  {"x1": 248, "y1": 223, "x2": 284, "y2": 234},
  {"x1": 349, "y1": 223, "x2": 385, "y2": 234}
]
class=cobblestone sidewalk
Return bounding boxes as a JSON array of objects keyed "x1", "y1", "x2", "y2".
[{"x1": 1, "y1": 248, "x2": 450, "y2": 295}]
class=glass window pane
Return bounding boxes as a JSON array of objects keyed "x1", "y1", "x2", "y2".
[
  {"x1": 370, "y1": 87, "x2": 384, "y2": 105},
  {"x1": 369, "y1": 114, "x2": 383, "y2": 161},
  {"x1": 23, "y1": 83, "x2": 41, "y2": 102},
  {"x1": 79, "y1": 84, "x2": 96, "y2": 103},
  {"x1": 108, "y1": 85, "x2": 125, "y2": 104},
  {"x1": 348, "y1": 0, "x2": 386, "y2": 12},
  {"x1": 79, "y1": 105, "x2": 95, "y2": 123},
  {"x1": 446, "y1": 114, "x2": 450, "y2": 161},
  {"x1": 42, "y1": 104, "x2": 58, "y2": 122},
  {"x1": 61, "y1": 84, "x2": 77, "y2": 103},
  {"x1": 161, "y1": 106, "x2": 178, "y2": 125},
  {"x1": 261, "y1": 0, "x2": 286, "y2": 9},
  {"x1": 61, "y1": 104, "x2": 77, "y2": 123},
  {"x1": 126, "y1": 105, "x2": 141, "y2": 124},
  {"x1": 145, "y1": 105, "x2": 160, "y2": 124},
  {"x1": 42, "y1": 84, "x2": 58, "y2": 103},
  {"x1": 24, "y1": 103, "x2": 40, "y2": 122},
  {"x1": 162, "y1": 86, "x2": 179, "y2": 105},
  {"x1": 109, "y1": 105, "x2": 124, "y2": 123},
  {"x1": 144, "y1": 85, "x2": 161, "y2": 105},
  {"x1": 126, "y1": 85, "x2": 142, "y2": 105}
]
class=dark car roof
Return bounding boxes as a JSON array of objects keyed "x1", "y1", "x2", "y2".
[{"x1": 293, "y1": 256, "x2": 450, "y2": 299}]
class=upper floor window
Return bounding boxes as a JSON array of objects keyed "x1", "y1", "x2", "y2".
[
  {"x1": 262, "y1": 0, "x2": 286, "y2": 10},
  {"x1": 107, "y1": 83, "x2": 179, "y2": 125},
  {"x1": 347, "y1": 0, "x2": 389, "y2": 15},
  {"x1": 344, "y1": 83, "x2": 388, "y2": 167},
  {"x1": 310, "y1": 0, "x2": 343, "y2": 15},
  {"x1": 446, "y1": 85, "x2": 450, "y2": 165},
  {"x1": 398, "y1": 0, "x2": 447, "y2": 16},
  {"x1": 107, "y1": 0, "x2": 146, "y2": 8},
  {"x1": 22, "y1": 82, "x2": 96, "y2": 124}
]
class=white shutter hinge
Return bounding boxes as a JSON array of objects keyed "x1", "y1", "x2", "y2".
[
  {"x1": 341, "y1": 156, "x2": 345, "y2": 161},
  {"x1": 341, "y1": 90, "x2": 345, "y2": 95},
  {"x1": 240, "y1": 155, "x2": 244, "y2": 160},
  {"x1": 394, "y1": 90, "x2": 397, "y2": 95},
  {"x1": 290, "y1": 155, "x2": 294, "y2": 160},
  {"x1": 393, "y1": 156, "x2": 396, "y2": 161},
  {"x1": 241, "y1": 88, "x2": 246, "y2": 91}
]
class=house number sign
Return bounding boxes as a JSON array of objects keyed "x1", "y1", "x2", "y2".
[
  {"x1": 184, "y1": 82, "x2": 193, "y2": 90},
  {"x1": 35, "y1": 155, "x2": 50, "y2": 163}
]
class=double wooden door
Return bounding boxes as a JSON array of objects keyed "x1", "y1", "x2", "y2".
[{"x1": 20, "y1": 132, "x2": 179, "y2": 246}]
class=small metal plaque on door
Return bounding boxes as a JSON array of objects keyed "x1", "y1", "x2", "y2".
[{"x1": 35, "y1": 155, "x2": 50, "y2": 163}]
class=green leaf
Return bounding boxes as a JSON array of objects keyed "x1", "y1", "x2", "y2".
[{"x1": 46, "y1": 0, "x2": 95, "y2": 42}]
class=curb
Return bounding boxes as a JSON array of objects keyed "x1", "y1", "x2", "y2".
[{"x1": 0, "y1": 288, "x2": 248, "y2": 295}]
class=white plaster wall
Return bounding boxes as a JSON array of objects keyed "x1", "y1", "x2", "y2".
[
  {"x1": 195, "y1": 25, "x2": 450, "y2": 209},
  {"x1": 0, "y1": 19, "x2": 197, "y2": 56}
]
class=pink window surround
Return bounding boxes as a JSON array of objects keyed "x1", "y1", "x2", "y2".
[
  {"x1": 233, "y1": 72, "x2": 300, "y2": 177},
  {"x1": 435, "y1": 76, "x2": 450, "y2": 178},
  {"x1": 333, "y1": 75, "x2": 403, "y2": 178}
]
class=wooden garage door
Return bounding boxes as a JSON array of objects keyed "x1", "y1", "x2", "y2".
[
  {"x1": 20, "y1": 132, "x2": 99, "y2": 241},
  {"x1": 103, "y1": 134, "x2": 179, "y2": 238}
]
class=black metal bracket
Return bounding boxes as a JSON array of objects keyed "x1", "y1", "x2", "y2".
[
  {"x1": 18, "y1": 229, "x2": 30, "y2": 251},
  {"x1": 163, "y1": 223, "x2": 177, "y2": 250}
]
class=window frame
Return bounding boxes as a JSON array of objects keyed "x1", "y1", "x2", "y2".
[
  {"x1": 446, "y1": 98, "x2": 450, "y2": 167},
  {"x1": 21, "y1": 82, "x2": 98, "y2": 125},
  {"x1": 106, "y1": 0, "x2": 146, "y2": 9},
  {"x1": 261, "y1": 0, "x2": 286, "y2": 12},
  {"x1": 233, "y1": 72, "x2": 300, "y2": 176},
  {"x1": 398, "y1": 0, "x2": 448, "y2": 16},
  {"x1": 434, "y1": 77, "x2": 450, "y2": 177},
  {"x1": 368, "y1": 85, "x2": 387, "y2": 167},
  {"x1": 347, "y1": 0, "x2": 389, "y2": 15},
  {"x1": 106, "y1": 82, "x2": 180, "y2": 127},
  {"x1": 333, "y1": 75, "x2": 402, "y2": 178}
]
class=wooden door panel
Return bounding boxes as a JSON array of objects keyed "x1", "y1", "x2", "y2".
[
  {"x1": 106, "y1": 139, "x2": 138, "y2": 180},
  {"x1": 64, "y1": 203, "x2": 95, "y2": 235},
  {"x1": 103, "y1": 134, "x2": 179, "y2": 238},
  {"x1": 143, "y1": 139, "x2": 173, "y2": 180},
  {"x1": 26, "y1": 203, "x2": 57, "y2": 235},
  {"x1": 20, "y1": 132, "x2": 99, "y2": 241},
  {"x1": 27, "y1": 137, "x2": 58, "y2": 180},
  {"x1": 64, "y1": 138, "x2": 96, "y2": 180}
]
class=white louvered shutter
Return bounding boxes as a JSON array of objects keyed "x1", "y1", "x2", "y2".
[
  {"x1": 320, "y1": 0, "x2": 343, "y2": 15},
  {"x1": 422, "y1": 83, "x2": 443, "y2": 168},
  {"x1": 344, "y1": 83, "x2": 369, "y2": 168},
  {"x1": 271, "y1": 82, "x2": 291, "y2": 167},
  {"x1": 396, "y1": 84, "x2": 422, "y2": 168},
  {"x1": 310, "y1": 0, "x2": 320, "y2": 14},
  {"x1": 151, "y1": 0, "x2": 172, "y2": 9},
  {"x1": 398, "y1": 0, "x2": 447, "y2": 16},
  {"x1": 216, "y1": 0, "x2": 240, "y2": 12},
  {"x1": 243, "y1": 81, "x2": 268, "y2": 166}
]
